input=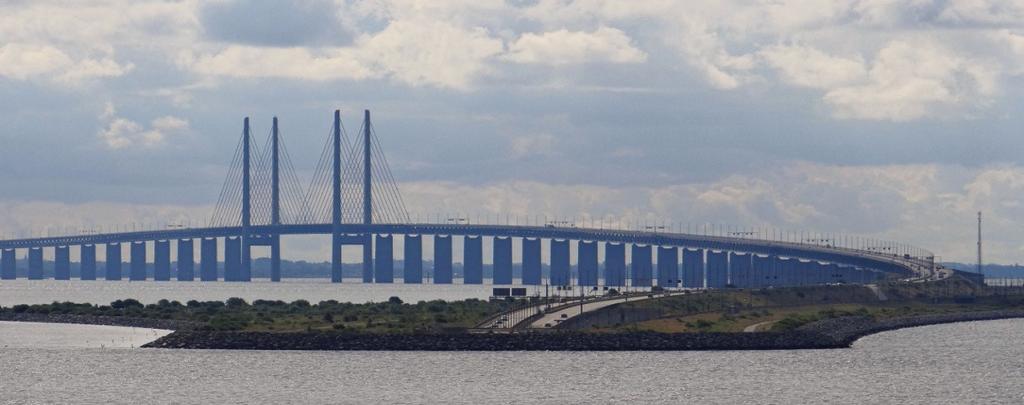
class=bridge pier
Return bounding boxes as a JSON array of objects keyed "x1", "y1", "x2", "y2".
[
  {"x1": 270, "y1": 234, "x2": 281, "y2": 282},
  {"x1": 55, "y1": 246, "x2": 70, "y2": 280},
  {"x1": 331, "y1": 235, "x2": 342, "y2": 283},
  {"x1": 707, "y1": 251, "x2": 728, "y2": 288},
  {"x1": 200, "y1": 238, "x2": 218, "y2": 281},
  {"x1": 811, "y1": 261, "x2": 827, "y2": 284},
  {"x1": 604, "y1": 243, "x2": 625, "y2": 287},
  {"x1": 783, "y1": 258, "x2": 798, "y2": 286},
  {"x1": 105, "y1": 243, "x2": 122, "y2": 280},
  {"x1": 521, "y1": 238, "x2": 542, "y2": 285},
  {"x1": 28, "y1": 247, "x2": 43, "y2": 280},
  {"x1": 130, "y1": 242, "x2": 146, "y2": 281},
  {"x1": 177, "y1": 239, "x2": 194, "y2": 281},
  {"x1": 374, "y1": 234, "x2": 393, "y2": 283},
  {"x1": 657, "y1": 246, "x2": 678, "y2": 288},
  {"x1": 578, "y1": 241, "x2": 598, "y2": 286},
  {"x1": 433, "y1": 235, "x2": 452, "y2": 284},
  {"x1": 771, "y1": 256, "x2": 785, "y2": 287},
  {"x1": 362, "y1": 238, "x2": 373, "y2": 284},
  {"x1": 729, "y1": 252, "x2": 750, "y2": 288},
  {"x1": 403, "y1": 235, "x2": 422, "y2": 284},
  {"x1": 683, "y1": 248, "x2": 704, "y2": 288},
  {"x1": 1, "y1": 249, "x2": 14, "y2": 279},
  {"x1": 80, "y1": 245, "x2": 96, "y2": 280},
  {"x1": 225, "y1": 237, "x2": 241, "y2": 282},
  {"x1": 751, "y1": 255, "x2": 769, "y2": 287},
  {"x1": 463, "y1": 236, "x2": 482, "y2": 284},
  {"x1": 493, "y1": 237, "x2": 513, "y2": 285},
  {"x1": 798, "y1": 260, "x2": 815, "y2": 286},
  {"x1": 550, "y1": 239, "x2": 570, "y2": 286},
  {"x1": 630, "y1": 244, "x2": 652, "y2": 287},
  {"x1": 155, "y1": 240, "x2": 170, "y2": 281}
]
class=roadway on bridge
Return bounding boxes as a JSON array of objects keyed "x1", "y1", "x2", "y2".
[{"x1": 525, "y1": 291, "x2": 688, "y2": 329}]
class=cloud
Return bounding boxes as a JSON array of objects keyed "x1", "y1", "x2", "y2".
[
  {"x1": 199, "y1": 0, "x2": 351, "y2": 47},
  {"x1": 181, "y1": 46, "x2": 374, "y2": 81},
  {"x1": 0, "y1": 43, "x2": 132, "y2": 84},
  {"x1": 182, "y1": 18, "x2": 503, "y2": 89},
  {"x1": 760, "y1": 45, "x2": 866, "y2": 89},
  {"x1": 822, "y1": 40, "x2": 999, "y2": 121},
  {"x1": 97, "y1": 103, "x2": 190, "y2": 150},
  {"x1": 355, "y1": 18, "x2": 504, "y2": 89},
  {"x1": 504, "y1": 27, "x2": 647, "y2": 65},
  {"x1": 508, "y1": 134, "x2": 556, "y2": 159}
]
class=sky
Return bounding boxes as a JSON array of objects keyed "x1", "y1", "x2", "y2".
[{"x1": 1, "y1": 0, "x2": 1023, "y2": 264}]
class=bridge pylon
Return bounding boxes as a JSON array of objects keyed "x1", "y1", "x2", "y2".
[
  {"x1": 270, "y1": 116, "x2": 281, "y2": 282},
  {"x1": 331, "y1": 110, "x2": 344, "y2": 282},
  {"x1": 362, "y1": 109, "x2": 373, "y2": 283},
  {"x1": 240, "y1": 117, "x2": 252, "y2": 282}
]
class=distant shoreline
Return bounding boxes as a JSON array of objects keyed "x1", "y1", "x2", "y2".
[{"x1": 139, "y1": 310, "x2": 1024, "y2": 351}]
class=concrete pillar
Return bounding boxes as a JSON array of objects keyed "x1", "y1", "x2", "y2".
[
  {"x1": 403, "y1": 235, "x2": 423, "y2": 284},
  {"x1": 80, "y1": 245, "x2": 96, "y2": 280},
  {"x1": 224, "y1": 237, "x2": 241, "y2": 282},
  {"x1": 130, "y1": 242, "x2": 147, "y2": 281},
  {"x1": 493, "y1": 237, "x2": 513, "y2": 285},
  {"x1": 28, "y1": 247, "x2": 43, "y2": 280},
  {"x1": 682, "y1": 248, "x2": 704, "y2": 288},
  {"x1": 786, "y1": 258, "x2": 801, "y2": 286},
  {"x1": 707, "y1": 251, "x2": 728, "y2": 289},
  {"x1": 374, "y1": 234, "x2": 393, "y2": 283},
  {"x1": 55, "y1": 246, "x2": 70, "y2": 280},
  {"x1": 1, "y1": 249, "x2": 15, "y2": 279},
  {"x1": 200, "y1": 238, "x2": 218, "y2": 281},
  {"x1": 751, "y1": 255, "x2": 769, "y2": 288},
  {"x1": 657, "y1": 246, "x2": 678, "y2": 288},
  {"x1": 463, "y1": 236, "x2": 483, "y2": 284},
  {"x1": 769, "y1": 256, "x2": 784, "y2": 287},
  {"x1": 177, "y1": 239, "x2": 194, "y2": 281},
  {"x1": 604, "y1": 243, "x2": 625, "y2": 287},
  {"x1": 631, "y1": 245, "x2": 652, "y2": 287},
  {"x1": 833, "y1": 264, "x2": 847, "y2": 283},
  {"x1": 521, "y1": 238, "x2": 542, "y2": 285},
  {"x1": 578, "y1": 241, "x2": 598, "y2": 286},
  {"x1": 433, "y1": 235, "x2": 452, "y2": 284},
  {"x1": 795, "y1": 260, "x2": 812, "y2": 286},
  {"x1": 729, "y1": 252, "x2": 750, "y2": 288},
  {"x1": 362, "y1": 237, "x2": 373, "y2": 284},
  {"x1": 105, "y1": 243, "x2": 122, "y2": 281},
  {"x1": 154, "y1": 240, "x2": 170, "y2": 281},
  {"x1": 550, "y1": 239, "x2": 570, "y2": 286},
  {"x1": 270, "y1": 235, "x2": 281, "y2": 282},
  {"x1": 331, "y1": 234, "x2": 343, "y2": 283}
]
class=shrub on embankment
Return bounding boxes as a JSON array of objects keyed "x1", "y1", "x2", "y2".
[
  {"x1": 142, "y1": 309, "x2": 1024, "y2": 351},
  {"x1": 0, "y1": 297, "x2": 515, "y2": 333}
]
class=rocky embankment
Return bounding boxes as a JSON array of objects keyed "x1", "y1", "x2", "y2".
[
  {"x1": 797, "y1": 309, "x2": 1024, "y2": 346},
  {"x1": 0, "y1": 312, "x2": 197, "y2": 331},
  {"x1": 143, "y1": 309, "x2": 1024, "y2": 351}
]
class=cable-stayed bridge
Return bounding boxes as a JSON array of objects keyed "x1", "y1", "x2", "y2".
[{"x1": 0, "y1": 111, "x2": 936, "y2": 288}]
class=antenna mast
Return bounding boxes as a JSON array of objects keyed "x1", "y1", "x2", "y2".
[{"x1": 977, "y1": 211, "x2": 983, "y2": 278}]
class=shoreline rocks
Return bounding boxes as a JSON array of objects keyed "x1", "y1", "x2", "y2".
[{"x1": 141, "y1": 310, "x2": 1024, "y2": 351}]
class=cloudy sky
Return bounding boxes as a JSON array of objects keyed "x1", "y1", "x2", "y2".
[{"x1": 1, "y1": 0, "x2": 1022, "y2": 263}]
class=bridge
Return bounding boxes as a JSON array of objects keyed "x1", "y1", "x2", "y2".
[{"x1": 0, "y1": 110, "x2": 936, "y2": 289}]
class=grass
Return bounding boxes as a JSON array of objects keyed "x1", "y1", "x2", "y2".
[
  {"x1": 0, "y1": 296, "x2": 522, "y2": 333},
  {"x1": 591, "y1": 276, "x2": 1024, "y2": 333}
]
